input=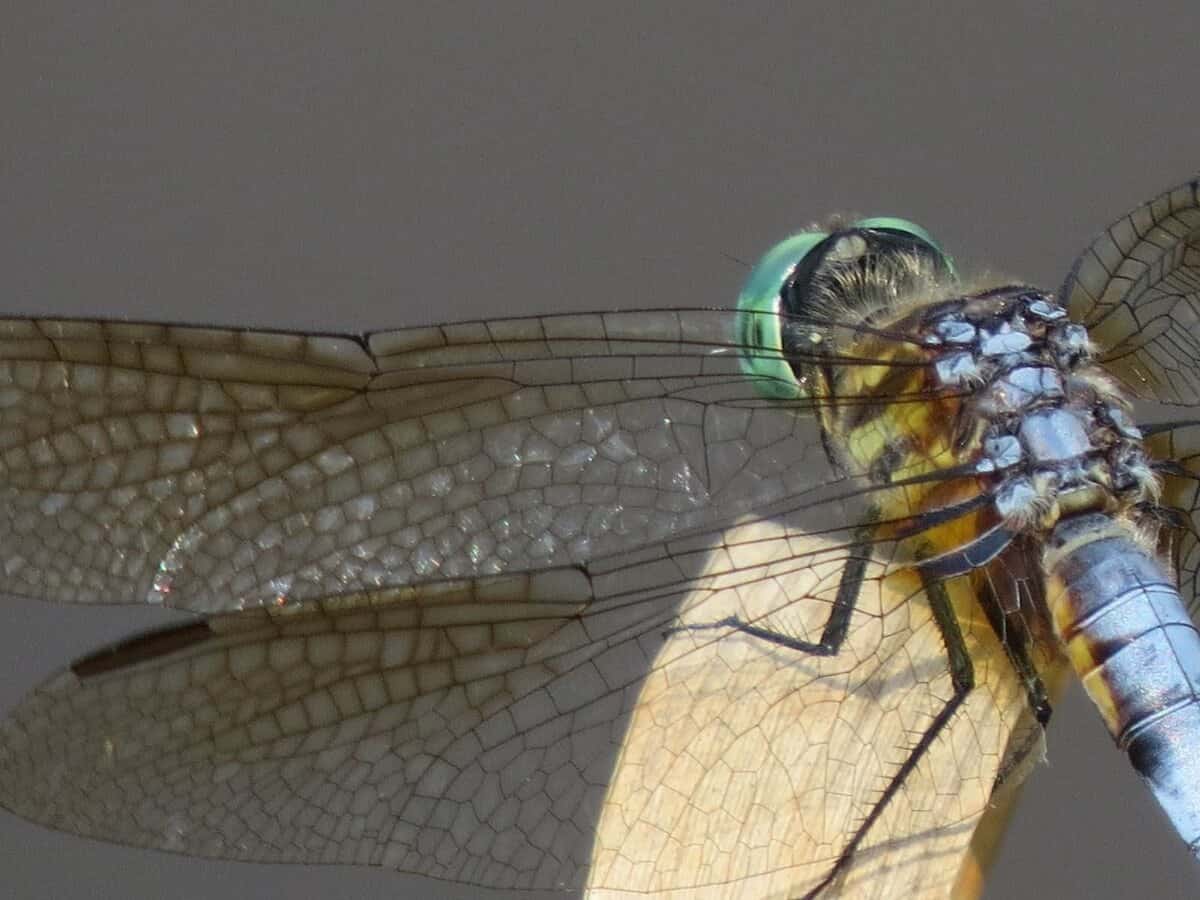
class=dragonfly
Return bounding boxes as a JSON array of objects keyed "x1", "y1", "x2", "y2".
[{"x1": 0, "y1": 177, "x2": 1198, "y2": 900}]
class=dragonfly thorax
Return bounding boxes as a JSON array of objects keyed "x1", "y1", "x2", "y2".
[
  {"x1": 740, "y1": 222, "x2": 1158, "y2": 576},
  {"x1": 919, "y1": 287, "x2": 1156, "y2": 535}
]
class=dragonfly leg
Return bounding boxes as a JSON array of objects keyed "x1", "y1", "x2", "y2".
[
  {"x1": 668, "y1": 534, "x2": 871, "y2": 656},
  {"x1": 671, "y1": 536, "x2": 997, "y2": 897},
  {"x1": 978, "y1": 571, "x2": 1053, "y2": 726},
  {"x1": 803, "y1": 572, "x2": 975, "y2": 899}
]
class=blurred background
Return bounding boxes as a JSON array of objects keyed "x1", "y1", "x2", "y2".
[{"x1": 2, "y1": 3, "x2": 1198, "y2": 897}]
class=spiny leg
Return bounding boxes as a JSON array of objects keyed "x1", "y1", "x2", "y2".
[
  {"x1": 802, "y1": 571, "x2": 975, "y2": 900},
  {"x1": 674, "y1": 532, "x2": 976, "y2": 892},
  {"x1": 978, "y1": 557, "x2": 1053, "y2": 726},
  {"x1": 672, "y1": 531, "x2": 991, "y2": 898},
  {"x1": 694, "y1": 492, "x2": 998, "y2": 656},
  {"x1": 672, "y1": 531, "x2": 870, "y2": 656}
]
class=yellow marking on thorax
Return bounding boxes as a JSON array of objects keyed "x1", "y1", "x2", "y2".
[{"x1": 823, "y1": 329, "x2": 992, "y2": 559}]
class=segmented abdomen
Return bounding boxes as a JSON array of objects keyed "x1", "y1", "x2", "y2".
[{"x1": 1047, "y1": 513, "x2": 1200, "y2": 855}]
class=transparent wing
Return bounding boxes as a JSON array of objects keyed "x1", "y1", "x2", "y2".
[
  {"x1": 0, "y1": 311, "x2": 854, "y2": 613},
  {"x1": 0, "y1": 522, "x2": 1033, "y2": 898},
  {"x1": 1148, "y1": 422, "x2": 1200, "y2": 619},
  {"x1": 0, "y1": 309, "x2": 1037, "y2": 896},
  {"x1": 1058, "y1": 176, "x2": 1200, "y2": 624},
  {"x1": 1059, "y1": 176, "x2": 1200, "y2": 407}
]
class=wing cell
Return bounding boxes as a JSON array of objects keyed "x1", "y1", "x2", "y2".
[
  {"x1": 0, "y1": 255, "x2": 1066, "y2": 894},
  {"x1": 0, "y1": 311, "x2": 859, "y2": 614},
  {"x1": 0, "y1": 521, "x2": 1032, "y2": 898},
  {"x1": 1058, "y1": 176, "x2": 1200, "y2": 624},
  {"x1": 1060, "y1": 177, "x2": 1200, "y2": 407}
]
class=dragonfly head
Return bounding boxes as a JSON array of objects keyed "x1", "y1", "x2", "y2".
[{"x1": 737, "y1": 218, "x2": 956, "y2": 399}]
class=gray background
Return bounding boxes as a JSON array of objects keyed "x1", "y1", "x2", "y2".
[{"x1": 2, "y1": 3, "x2": 1199, "y2": 898}]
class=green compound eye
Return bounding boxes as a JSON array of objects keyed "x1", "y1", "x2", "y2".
[
  {"x1": 849, "y1": 217, "x2": 956, "y2": 277},
  {"x1": 735, "y1": 218, "x2": 955, "y2": 399},
  {"x1": 735, "y1": 231, "x2": 831, "y2": 399}
]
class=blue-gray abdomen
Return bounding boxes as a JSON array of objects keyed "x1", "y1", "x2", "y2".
[{"x1": 1047, "y1": 513, "x2": 1200, "y2": 856}]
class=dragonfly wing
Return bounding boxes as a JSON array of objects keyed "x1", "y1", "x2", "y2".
[
  {"x1": 1059, "y1": 176, "x2": 1200, "y2": 407},
  {"x1": 0, "y1": 310, "x2": 847, "y2": 613},
  {"x1": 1058, "y1": 176, "x2": 1200, "y2": 619},
  {"x1": 0, "y1": 518, "x2": 1034, "y2": 898},
  {"x1": 1145, "y1": 422, "x2": 1200, "y2": 619},
  {"x1": 0, "y1": 310, "x2": 1041, "y2": 894}
]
